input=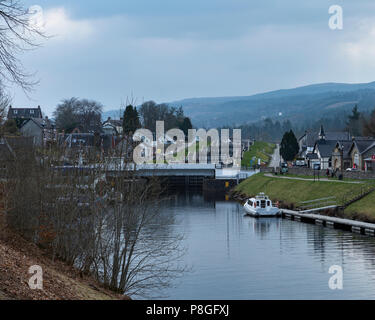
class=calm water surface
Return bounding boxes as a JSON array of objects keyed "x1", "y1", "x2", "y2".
[{"x1": 158, "y1": 192, "x2": 375, "y2": 300}]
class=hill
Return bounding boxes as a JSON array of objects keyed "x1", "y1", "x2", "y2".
[{"x1": 103, "y1": 81, "x2": 375, "y2": 128}]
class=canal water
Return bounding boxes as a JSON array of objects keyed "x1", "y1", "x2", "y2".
[{"x1": 157, "y1": 192, "x2": 375, "y2": 300}]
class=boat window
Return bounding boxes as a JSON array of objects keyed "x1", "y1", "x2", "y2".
[
  {"x1": 267, "y1": 201, "x2": 270, "y2": 206},
  {"x1": 256, "y1": 201, "x2": 259, "y2": 207}
]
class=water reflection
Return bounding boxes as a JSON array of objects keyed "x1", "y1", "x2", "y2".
[
  {"x1": 245, "y1": 217, "x2": 281, "y2": 239},
  {"x1": 159, "y1": 192, "x2": 375, "y2": 300}
]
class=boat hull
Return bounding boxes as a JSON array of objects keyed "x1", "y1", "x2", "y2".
[{"x1": 243, "y1": 204, "x2": 281, "y2": 217}]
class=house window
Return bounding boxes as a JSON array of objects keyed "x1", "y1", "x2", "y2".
[
  {"x1": 13, "y1": 110, "x2": 18, "y2": 115},
  {"x1": 30, "y1": 110, "x2": 34, "y2": 115}
]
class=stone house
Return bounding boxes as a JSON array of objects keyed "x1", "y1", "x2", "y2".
[
  {"x1": 331, "y1": 141, "x2": 353, "y2": 171},
  {"x1": 20, "y1": 117, "x2": 57, "y2": 147},
  {"x1": 298, "y1": 127, "x2": 351, "y2": 159},
  {"x1": 102, "y1": 117, "x2": 123, "y2": 135},
  {"x1": 348, "y1": 138, "x2": 375, "y2": 171},
  {"x1": 312, "y1": 139, "x2": 337, "y2": 169},
  {"x1": 7, "y1": 106, "x2": 43, "y2": 120}
]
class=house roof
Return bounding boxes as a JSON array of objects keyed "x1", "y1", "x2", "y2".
[
  {"x1": 22, "y1": 117, "x2": 54, "y2": 130},
  {"x1": 335, "y1": 141, "x2": 354, "y2": 160},
  {"x1": 298, "y1": 131, "x2": 318, "y2": 148},
  {"x1": 7, "y1": 106, "x2": 42, "y2": 119},
  {"x1": 103, "y1": 117, "x2": 122, "y2": 127},
  {"x1": 353, "y1": 140, "x2": 375, "y2": 154},
  {"x1": 300, "y1": 130, "x2": 351, "y2": 148},
  {"x1": 314, "y1": 139, "x2": 337, "y2": 158},
  {"x1": 326, "y1": 132, "x2": 352, "y2": 141},
  {"x1": 350, "y1": 138, "x2": 375, "y2": 154},
  {"x1": 306, "y1": 153, "x2": 318, "y2": 159}
]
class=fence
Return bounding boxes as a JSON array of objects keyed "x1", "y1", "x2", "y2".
[{"x1": 341, "y1": 185, "x2": 375, "y2": 208}]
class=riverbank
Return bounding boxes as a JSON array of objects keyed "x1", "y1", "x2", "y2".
[
  {"x1": 0, "y1": 224, "x2": 128, "y2": 300},
  {"x1": 231, "y1": 173, "x2": 375, "y2": 223}
]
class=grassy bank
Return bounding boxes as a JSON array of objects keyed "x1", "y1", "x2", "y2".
[
  {"x1": 241, "y1": 141, "x2": 276, "y2": 167},
  {"x1": 234, "y1": 173, "x2": 375, "y2": 215},
  {"x1": 345, "y1": 192, "x2": 375, "y2": 219}
]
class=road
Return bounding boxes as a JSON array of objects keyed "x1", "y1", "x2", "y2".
[{"x1": 269, "y1": 144, "x2": 281, "y2": 168}]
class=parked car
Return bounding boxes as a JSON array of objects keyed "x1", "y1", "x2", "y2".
[
  {"x1": 295, "y1": 159, "x2": 306, "y2": 167},
  {"x1": 280, "y1": 162, "x2": 288, "y2": 174},
  {"x1": 313, "y1": 163, "x2": 321, "y2": 170},
  {"x1": 346, "y1": 167, "x2": 359, "y2": 172}
]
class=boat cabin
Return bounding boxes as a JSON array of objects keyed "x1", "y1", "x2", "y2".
[{"x1": 246, "y1": 193, "x2": 272, "y2": 209}]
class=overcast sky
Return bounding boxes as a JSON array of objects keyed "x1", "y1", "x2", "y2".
[{"x1": 10, "y1": 0, "x2": 375, "y2": 116}]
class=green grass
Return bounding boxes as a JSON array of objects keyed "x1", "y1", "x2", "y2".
[
  {"x1": 281, "y1": 173, "x2": 375, "y2": 183},
  {"x1": 345, "y1": 191, "x2": 375, "y2": 219},
  {"x1": 241, "y1": 141, "x2": 276, "y2": 167},
  {"x1": 235, "y1": 173, "x2": 368, "y2": 206}
]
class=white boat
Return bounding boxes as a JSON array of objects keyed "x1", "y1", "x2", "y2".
[{"x1": 243, "y1": 193, "x2": 281, "y2": 217}]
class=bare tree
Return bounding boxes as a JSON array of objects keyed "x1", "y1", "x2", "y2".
[
  {"x1": 0, "y1": 82, "x2": 10, "y2": 125},
  {"x1": 0, "y1": 0, "x2": 46, "y2": 91},
  {"x1": 53, "y1": 98, "x2": 103, "y2": 133},
  {"x1": 91, "y1": 175, "x2": 186, "y2": 298},
  {"x1": 5, "y1": 135, "x2": 186, "y2": 299},
  {"x1": 75, "y1": 99, "x2": 103, "y2": 133}
]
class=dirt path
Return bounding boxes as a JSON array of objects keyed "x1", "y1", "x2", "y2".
[{"x1": 264, "y1": 173, "x2": 363, "y2": 184}]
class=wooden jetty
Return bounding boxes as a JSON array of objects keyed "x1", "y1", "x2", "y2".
[{"x1": 281, "y1": 208, "x2": 375, "y2": 236}]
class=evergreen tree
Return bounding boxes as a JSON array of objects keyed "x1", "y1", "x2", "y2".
[
  {"x1": 123, "y1": 105, "x2": 141, "y2": 135},
  {"x1": 179, "y1": 117, "x2": 193, "y2": 135},
  {"x1": 363, "y1": 108, "x2": 375, "y2": 137},
  {"x1": 280, "y1": 130, "x2": 299, "y2": 161},
  {"x1": 346, "y1": 105, "x2": 362, "y2": 136}
]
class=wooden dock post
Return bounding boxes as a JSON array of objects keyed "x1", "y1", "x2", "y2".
[
  {"x1": 352, "y1": 226, "x2": 362, "y2": 234},
  {"x1": 365, "y1": 229, "x2": 375, "y2": 237},
  {"x1": 326, "y1": 221, "x2": 335, "y2": 228}
]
